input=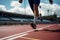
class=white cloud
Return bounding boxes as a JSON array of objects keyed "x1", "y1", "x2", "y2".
[
  {"x1": 8, "y1": 5, "x2": 34, "y2": 15},
  {"x1": 8, "y1": 7, "x2": 24, "y2": 13},
  {"x1": 0, "y1": 1, "x2": 60, "y2": 17},
  {"x1": 9, "y1": 1, "x2": 34, "y2": 15},
  {"x1": 25, "y1": 5, "x2": 34, "y2": 15},
  {"x1": 7, "y1": 3, "x2": 60, "y2": 17},
  {"x1": 39, "y1": 3, "x2": 60, "y2": 17},
  {"x1": 10, "y1": 1, "x2": 21, "y2": 7},
  {"x1": 0, "y1": 5, "x2": 7, "y2": 11}
]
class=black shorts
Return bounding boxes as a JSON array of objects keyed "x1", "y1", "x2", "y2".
[{"x1": 28, "y1": 0, "x2": 40, "y2": 11}]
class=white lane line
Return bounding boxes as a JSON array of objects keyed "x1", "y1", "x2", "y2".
[
  {"x1": 0, "y1": 25, "x2": 53, "y2": 40},
  {"x1": 37, "y1": 25, "x2": 52, "y2": 30},
  {"x1": 0, "y1": 30, "x2": 34, "y2": 40},
  {"x1": 6, "y1": 25, "x2": 53, "y2": 40},
  {"x1": 7, "y1": 33, "x2": 28, "y2": 40}
]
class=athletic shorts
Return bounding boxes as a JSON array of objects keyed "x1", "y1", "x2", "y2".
[{"x1": 28, "y1": 0, "x2": 40, "y2": 11}]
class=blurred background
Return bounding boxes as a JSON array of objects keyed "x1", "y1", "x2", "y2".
[{"x1": 0, "y1": 0, "x2": 60, "y2": 25}]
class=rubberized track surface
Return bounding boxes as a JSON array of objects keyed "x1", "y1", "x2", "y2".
[{"x1": 0, "y1": 24, "x2": 60, "y2": 40}]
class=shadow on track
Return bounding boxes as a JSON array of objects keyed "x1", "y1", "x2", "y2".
[{"x1": 41, "y1": 29, "x2": 60, "y2": 32}]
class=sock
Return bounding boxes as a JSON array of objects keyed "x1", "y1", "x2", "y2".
[{"x1": 34, "y1": 16, "x2": 37, "y2": 24}]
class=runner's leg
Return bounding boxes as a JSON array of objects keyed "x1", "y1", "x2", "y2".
[{"x1": 28, "y1": 0, "x2": 40, "y2": 24}]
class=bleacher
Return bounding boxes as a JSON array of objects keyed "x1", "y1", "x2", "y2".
[
  {"x1": 0, "y1": 11, "x2": 34, "y2": 25},
  {"x1": 0, "y1": 11, "x2": 59, "y2": 25}
]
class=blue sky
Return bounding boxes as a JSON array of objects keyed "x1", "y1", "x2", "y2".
[
  {"x1": 0, "y1": 0, "x2": 28, "y2": 9},
  {"x1": 0, "y1": 0, "x2": 60, "y2": 17},
  {"x1": 0, "y1": 0, "x2": 60, "y2": 9}
]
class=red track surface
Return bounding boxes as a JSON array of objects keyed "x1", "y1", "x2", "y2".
[{"x1": 0, "y1": 24, "x2": 60, "y2": 40}]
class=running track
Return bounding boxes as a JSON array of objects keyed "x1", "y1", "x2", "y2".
[{"x1": 0, "y1": 24, "x2": 60, "y2": 40}]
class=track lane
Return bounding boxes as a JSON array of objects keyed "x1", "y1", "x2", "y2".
[{"x1": 0, "y1": 24, "x2": 59, "y2": 40}]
